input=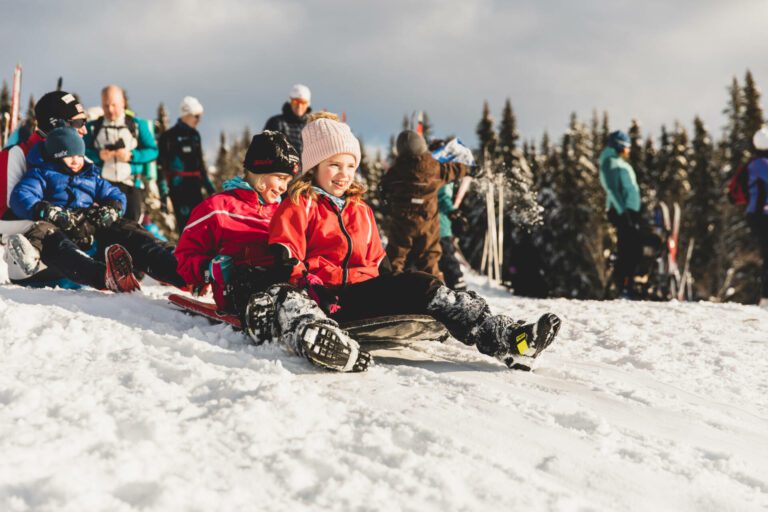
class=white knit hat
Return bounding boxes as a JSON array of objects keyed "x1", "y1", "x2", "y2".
[
  {"x1": 180, "y1": 96, "x2": 204, "y2": 116},
  {"x1": 289, "y1": 84, "x2": 311, "y2": 103},
  {"x1": 301, "y1": 116, "x2": 361, "y2": 172},
  {"x1": 754, "y1": 127, "x2": 768, "y2": 151}
]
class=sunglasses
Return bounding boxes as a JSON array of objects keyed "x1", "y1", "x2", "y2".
[
  {"x1": 290, "y1": 98, "x2": 308, "y2": 106},
  {"x1": 67, "y1": 118, "x2": 87, "y2": 129}
]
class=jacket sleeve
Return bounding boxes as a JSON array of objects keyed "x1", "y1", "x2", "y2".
[
  {"x1": 131, "y1": 117, "x2": 159, "y2": 165},
  {"x1": 94, "y1": 174, "x2": 127, "y2": 215},
  {"x1": 268, "y1": 197, "x2": 310, "y2": 284},
  {"x1": 439, "y1": 161, "x2": 470, "y2": 184},
  {"x1": 601, "y1": 158, "x2": 625, "y2": 214},
  {"x1": 9, "y1": 168, "x2": 47, "y2": 219},
  {"x1": 83, "y1": 122, "x2": 102, "y2": 165},
  {"x1": 156, "y1": 131, "x2": 170, "y2": 198},
  {"x1": 618, "y1": 163, "x2": 640, "y2": 212},
  {"x1": 174, "y1": 201, "x2": 220, "y2": 286}
]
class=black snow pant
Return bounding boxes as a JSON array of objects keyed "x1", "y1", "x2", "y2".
[
  {"x1": 12, "y1": 221, "x2": 109, "y2": 290},
  {"x1": 439, "y1": 236, "x2": 465, "y2": 290},
  {"x1": 114, "y1": 182, "x2": 144, "y2": 222},
  {"x1": 747, "y1": 213, "x2": 768, "y2": 298},
  {"x1": 94, "y1": 218, "x2": 186, "y2": 287},
  {"x1": 608, "y1": 208, "x2": 642, "y2": 292},
  {"x1": 330, "y1": 272, "x2": 442, "y2": 324},
  {"x1": 169, "y1": 178, "x2": 205, "y2": 233}
]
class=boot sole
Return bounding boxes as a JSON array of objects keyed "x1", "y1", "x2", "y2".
[
  {"x1": 105, "y1": 245, "x2": 141, "y2": 293},
  {"x1": 243, "y1": 293, "x2": 275, "y2": 345},
  {"x1": 299, "y1": 323, "x2": 371, "y2": 373},
  {"x1": 7, "y1": 234, "x2": 41, "y2": 275},
  {"x1": 505, "y1": 313, "x2": 561, "y2": 371}
]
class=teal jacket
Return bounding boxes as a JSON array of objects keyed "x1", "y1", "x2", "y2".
[
  {"x1": 83, "y1": 113, "x2": 159, "y2": 182},
  {"x1": 598, "y1": 147, "x2": 640, "y2": 214},
  {"x1": 438, "y1": 182, "x2": 454, "y2": 238}
]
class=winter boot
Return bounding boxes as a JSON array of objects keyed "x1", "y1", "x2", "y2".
[
  {"x1": 242, "y1": 292, "x2": 276, "y2": 345},
  {"x1": 474, "y1": 313, "x2": 562, "y2": 370},
  {"x1": 6, "y1": 234, "x2": 42, "y2": 275},
  {"x1": 104, "y1": 244, "x2": 141, "y2": 293},
  {"x1": 270, "y1": 284, "x2": 372, "y2": 372},
  {"x1": 427, "y1": 285, "x2": 561, "y2": 369}
]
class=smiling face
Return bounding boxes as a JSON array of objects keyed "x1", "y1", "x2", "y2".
[
  {"x1": 314, "y1": 153, "x2": 357, "y2": 197},
  {"x1": 246, "y1": 172, "x2": 292, "y2": 203}
]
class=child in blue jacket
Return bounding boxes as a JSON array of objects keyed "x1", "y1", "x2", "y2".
[{"x1": 8, "y1": 127, "x2": 184, "y2": 292}]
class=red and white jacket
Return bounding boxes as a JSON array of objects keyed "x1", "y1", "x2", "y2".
[
  {"x1": 269, "y1": 193, "x2": 386, "y2": 288},
  {"x1": 175, "y1": 188, "x2": 280, "y2": 308},
  {"x1": 1, "y1": 132, "x2": 44, "y2": 219}
]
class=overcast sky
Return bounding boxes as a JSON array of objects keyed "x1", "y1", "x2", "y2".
[{"x1": 1, "y1": 0, "x2": 766, "y2": 158}]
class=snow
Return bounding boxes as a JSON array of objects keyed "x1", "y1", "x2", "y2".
[{"x1": 0, "y1": 271, "x2": 767, "y2": 511}]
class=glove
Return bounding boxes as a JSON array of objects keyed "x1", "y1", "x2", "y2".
[
  {"x1": 269, "y1": 244, "x2": 299, "y2": 283},
  {"x1": 33, "y1": 202, "x2": 76, "y2": 232},
  {"x1": 85, "y1": 204, "x2": 120, "y2": 229},
  {"x1": 448, "y1": 210, "x2": 469, "y2": 236},
  {"x1": 298, "y1": 271, "x2": 341, "y2": 314},
  {"x1": 68, "y1": 220, "x2": 96, "y2": 250}
]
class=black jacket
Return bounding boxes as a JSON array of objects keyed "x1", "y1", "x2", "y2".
[{"x1": 263, "y1": 103, "x2": 311, "y2": 156}]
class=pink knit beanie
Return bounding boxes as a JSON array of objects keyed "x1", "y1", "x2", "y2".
[{"x1": 300, "y1": 115, "x2": 361, "y2": 172}]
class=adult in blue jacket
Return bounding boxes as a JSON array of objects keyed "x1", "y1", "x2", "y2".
[
  {"x1": 747, "y1": 127, "x2": 768, "y2": 304},
  {"x1": 599, "y1": 130, "x2": 642, "y2": 296},
  {"x1": 10, "y1": 127, "x2": 184, "y2": 291},
  {"x1": 83, "y1": 84, "x2": 159, "y2": 221}
]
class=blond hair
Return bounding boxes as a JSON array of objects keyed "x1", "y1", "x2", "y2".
[{"x1": 287, "y1": 166, "x2": 367, "y2": 205}]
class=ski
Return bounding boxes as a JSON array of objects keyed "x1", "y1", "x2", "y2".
[
  {"x1": 169, "y1": 293, "x2": 243, "y2": 328},
  {"x1": 9, "y1": 64, "x2": 21, "y2": 135}
]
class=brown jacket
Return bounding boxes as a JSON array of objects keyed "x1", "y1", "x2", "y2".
[
  {"x1": 381, "y1": 153, "x2": 470, "y2": 222},
  {"x1": 381, "y1": 153, "x2": 470, "y2": 277}
]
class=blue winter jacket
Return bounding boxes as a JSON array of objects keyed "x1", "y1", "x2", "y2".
[
  {"x1": 9, "y1": 142, "x2": 127, "y2": 220},
  {"x1": 598, "y1": 147, "x2": 641, "y2": 214},
  {"x1": 747, "y1": 157, "x2": 768, "y2": 215}
]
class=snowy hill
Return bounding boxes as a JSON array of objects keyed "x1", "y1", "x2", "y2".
[{"x1": 0, "y1": 272, "x2": 767, "y2": 511}]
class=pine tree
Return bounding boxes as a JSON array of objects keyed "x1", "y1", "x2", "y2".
[
  {"x1": 686, "y1": 116, "x2": 721, "y2": 298},
  {"x1": 387, "y1": 134, "x2": 397, "y2": 165},
  {"x1": 590, "y1": 110, "x2": 600, "y2": 161},
  {"x1": 0, "y1": 81, "x2": 10, "y2": 116},
  {"x1": 724, "y1": 76, "x2": 746, "y2": 172},
  {"x1": 422, "y1": 111, "x2": 433, "y2": 142},
  {"x1": 600, "y1": 111, "x2": 610, "y2": 149},
  {"x1": 497, "y1": 98, "x2": 519, "y2": 169},
  {"x1": 742, "y1": 69, "x2": 765, "y2": 148},
  {"x1": 476, "y1": 100, "x2": 497, "y2": 167},
  {"x1": 628, "y1": 119, "x2": 647, "y2": 204}
]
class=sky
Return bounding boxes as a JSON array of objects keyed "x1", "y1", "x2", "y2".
[{"x1": 1, "y1": 0, "x2": 767, "y2": 159}]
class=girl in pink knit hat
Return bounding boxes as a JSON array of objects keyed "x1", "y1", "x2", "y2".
[{"x1": 268, "y1": 113, "x2": 562, "y2": 371}]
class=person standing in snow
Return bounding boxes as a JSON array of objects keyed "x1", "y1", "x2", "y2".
[
  {"x1": 84, "y1": 85, "x2": 159, "y2": 222},
  {"x1": 175, "y1": 131, "x2": 371, "y2": 372},
  {"x1": 268, "y1": 113, "x2": 561, "y2": 372},
  {"x1": 263, "y1": 84, "x2": 312, "y2": 158},
  {"x1": 437, "y1": 182, "x2": 466, "y2": 291},
  {"x1": 9, "y1": 126, "x2": 184, "y2": 292},
  {"x1": 380, "y1": 130, "x2": 472, "y2": 280},
  {"x1": 157, "y1": 96, "x2": 215, "y2": 232},
  {"x1": 746, "y1": 127, "x2": 768, "y2": 305},
  {"x1": 599, "y1": 130, "x2": 642, "y2": 297}
]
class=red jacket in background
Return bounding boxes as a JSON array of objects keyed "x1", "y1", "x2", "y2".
[
  {"x1": 269, "y1": 193, "x2": 386, "y2": 288},
  {"x1": 1, "y1": 132, "x2": 44, "y2": 218},
  {"x1": 175, "y1": 188, "x2": 279, "y2": 308}
]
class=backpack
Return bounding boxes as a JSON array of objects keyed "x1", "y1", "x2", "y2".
[
  {"x1": 91, "y1": 114, "x2": 138, "y2": 142},
  {"x1": 727, "y1": 159, "x2": 754, "y2": 206}
]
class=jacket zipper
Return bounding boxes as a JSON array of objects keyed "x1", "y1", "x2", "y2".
[{"x1": 329, "y1": 198, "x2": 353, "y2": 287}]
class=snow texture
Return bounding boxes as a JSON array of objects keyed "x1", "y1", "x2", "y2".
[{"x1": 0, "y1": 271, "x2": 767, "y2": 511}]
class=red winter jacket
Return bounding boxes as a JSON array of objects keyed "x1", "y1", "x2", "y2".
[
  {"x1": 1, "y1": 132, "x2": 44, "y2": 218},
  {"x1": 175, "y1": 188, "x2": 280, "y2": 308},
  {"x1": 269, "y1": 193, "x2": 386, "y2": 288}
]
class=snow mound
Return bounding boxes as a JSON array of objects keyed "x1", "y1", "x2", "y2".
[{"x1": 0, "y1": 273, "x2": 766, "y2": 511}]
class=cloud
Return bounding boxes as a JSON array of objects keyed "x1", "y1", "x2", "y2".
[{"x1": 1, "y1": 0, "x2": 766, "y2": 156}]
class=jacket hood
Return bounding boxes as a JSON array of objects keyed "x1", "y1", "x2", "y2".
[{"x1": 599, "y1": 146, "x2": 618, "y2": 166}]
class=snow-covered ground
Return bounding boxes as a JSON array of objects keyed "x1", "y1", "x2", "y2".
[{"x1": 0, "y1": 270, "x2": 767, "y2": 512}]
